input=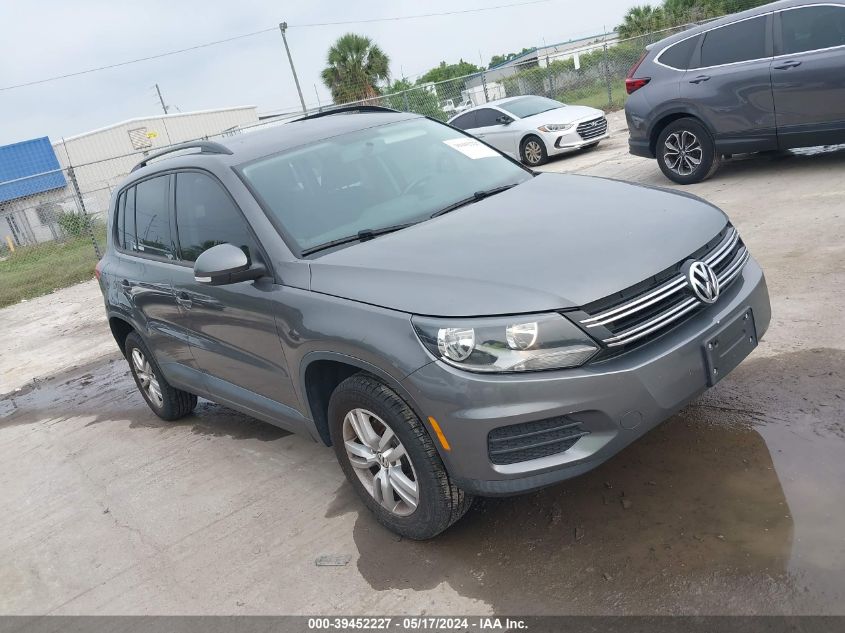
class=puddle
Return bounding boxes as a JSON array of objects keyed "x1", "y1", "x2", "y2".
[
  {"x1": 331, "y1": 349, "x2": 845, "y2": 614},
  {"x1": 0, "y1": 354, "x2": 291, "y2": 442}
]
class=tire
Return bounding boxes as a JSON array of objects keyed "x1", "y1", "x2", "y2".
[
  {"x1": 124, "y1": 331, "x2": 197, "y2": 421},
  {"x1": 328, "y1": 374, "x2": 473, "y2": 540},
  {"x1": 520, "y1": 135, "x2": 549, "y2": 166},
  {"x1": 656, "y1": 117, "x2": 720, "y2": 184}
]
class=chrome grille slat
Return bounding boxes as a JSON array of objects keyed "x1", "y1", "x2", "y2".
[
  {"x1": 581, "y1": 227, "x2": 749, "y2": 350},
  {"x1": 576, "y1": 117, "x2": 608, "y2": 141}
]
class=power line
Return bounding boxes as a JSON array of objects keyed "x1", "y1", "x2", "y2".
[{"x1": 0, "y1": 0, "x2": 552, "y2": 92}]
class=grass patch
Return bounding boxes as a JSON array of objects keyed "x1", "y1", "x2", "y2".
[
  {"x1": 559, "y1": 79, "x2": 628, "y2": 111},
  {"x1": 0, "y1": 232, "x2": 104, "y2": 309}
]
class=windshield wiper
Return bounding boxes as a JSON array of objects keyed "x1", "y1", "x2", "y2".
[
  {"x1": 301, "y1": 222, "x2": 416, "y2": 256},
  {"x1": 430, "y1": 183, "x2": 520, "y2": 219}
]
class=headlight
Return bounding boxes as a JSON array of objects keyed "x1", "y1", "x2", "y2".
[
  {"x1": 412, "y1": 313, "x2": 598, "y2": 373},
  {"x1": 538, "y1": 123, "x2": 573, "y2": 132}
]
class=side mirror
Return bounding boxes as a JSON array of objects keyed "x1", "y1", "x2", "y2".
[
  {"x1": 194, "y1": 243, "x2": 265, "y2": 286},
  {"x1": 496, "y1": 115, "x2": 513, "y2": 125}
]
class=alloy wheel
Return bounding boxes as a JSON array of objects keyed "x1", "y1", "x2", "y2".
[
  {"x1": 523, "y1": 140, "x2": 543, "y2": 165},
  {"x1": 342, "y1": 408, "x2": 419, "y2": 516},
  {"x1": 131, "y1": 348, "x2": 164, "y2": 408},
  {"x1": 663, "y1": 130, "x2": 702, "y2": 176}
]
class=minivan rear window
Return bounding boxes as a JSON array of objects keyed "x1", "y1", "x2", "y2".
[
  {"x1": 658, "y1": 34, "x2": 700, "y2": 69},
  {"x1": 700, "y1": 15, "x2": 768, "y2": 67}
]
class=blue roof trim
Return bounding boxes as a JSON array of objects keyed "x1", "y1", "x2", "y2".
[{"x1": 0, "y1": 137, "x2": 66, "y2": 204}]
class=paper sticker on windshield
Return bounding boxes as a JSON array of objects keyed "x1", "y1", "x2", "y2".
[{"x1": 443, "y1": 138, "x2": 498, "y2": 159}]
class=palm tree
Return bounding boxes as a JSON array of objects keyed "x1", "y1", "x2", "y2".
[
  {"x1": 321, "y1": 34, "x2": 390, "y2": 104},
  {"x1": 617, "y1": 4, "x2": 666, "y2": 39}
]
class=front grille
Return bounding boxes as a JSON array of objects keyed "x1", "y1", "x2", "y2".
[
  {"x1": 488, "y1": 417, "x2": 589, "y2": 465},
  {"x1": 576, "y1": 116, "x2": 608, "y2": 141},
  {"x1": 580, "y1": 226, "x2": 748, "y2": 350}
]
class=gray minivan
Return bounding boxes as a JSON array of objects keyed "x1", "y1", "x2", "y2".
[
  {"x1": 97, "y1": 108, "x2": 770, "y2": 539},
  {"x1": 625, "y1": 0, "x2": 845, "y2": 183}
]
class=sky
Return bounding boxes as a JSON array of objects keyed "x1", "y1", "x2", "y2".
[{"x1": 0, "y1": 0, "x2": 634, "y2": 146}]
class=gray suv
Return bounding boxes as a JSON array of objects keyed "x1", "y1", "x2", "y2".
[
  {"x1": 625, "y1": 0, "x2": 845, "y2": 184},
  {"x1": 97, "y1": 107, "x2": 771, "y2": 539}
]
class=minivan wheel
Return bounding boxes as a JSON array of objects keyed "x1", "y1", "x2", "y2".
[
  {"x1": 520, "y1": 135, "x2": 549, "y2": 166},
  {"x1": 328, "y1": 374, "x2": 473, "y2": 540},
  {"x1": 124, "y1": 332, "x2": 197, "y2": 421},
  {"x1": 656, "y1": 118, "x2": 720, "y2": 184}
]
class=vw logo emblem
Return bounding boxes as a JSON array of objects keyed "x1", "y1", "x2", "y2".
[{"x1": 684, "y1": 260, "x2": 720, "y2": 304}]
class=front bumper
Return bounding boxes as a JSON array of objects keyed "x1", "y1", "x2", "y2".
[
  {"x1": 401, "y1": 258, "x2": 771, "y2": 496},
  {"x1": 543, "y1": 128, "x2": 609, "y2": 156}
]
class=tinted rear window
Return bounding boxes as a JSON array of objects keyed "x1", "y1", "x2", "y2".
[
  {"x1": 780, "y1": 5, "x2": 845, "y2": 54},
  {"x1": 658, "y1": 34, "x2": 700, "y2": 69},
  {"x1": 700, "y1": 16, "x2": 768, "y2": 67}
]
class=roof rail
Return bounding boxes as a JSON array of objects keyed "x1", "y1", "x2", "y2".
[
  {"x1": 131, "y1": 140, "x2": 233, "y2": 172},
  {"x1": 293, "y1": 105, "x2": 400, "y2": 122}
]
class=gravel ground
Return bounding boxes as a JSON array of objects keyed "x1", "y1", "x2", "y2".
[{"x1": 1, "y1": 111, "x2": 844, "y2": 615}]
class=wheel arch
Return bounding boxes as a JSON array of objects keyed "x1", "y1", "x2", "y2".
[
  {"x1": 299, "y1": 352, "x2": 428, "y2": 448},
  {"x1": 648, "y1": 109, "x2": 711, "y2": 157},
  {"x1": 108, "y1": 314, "x2": 137, "y2": 355}
]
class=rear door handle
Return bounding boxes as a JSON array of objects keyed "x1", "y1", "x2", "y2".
[
  {"x1": 689, "y1": 75, "x2": 711, "y2": 84},
  {"x1": 175, "y1": 291, "x2": 192, "y2": 310},
  {"x1": 773, "y1": 60, "x2": 802, "y2": 70}
]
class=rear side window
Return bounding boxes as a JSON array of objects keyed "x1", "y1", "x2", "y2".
[
  {"x1": 174, "y1": 172, "x2": 257, "y2": 263},
  {"x1": 658, "y1": 34, "x2": 701, "y2": 69},
  {"x1": 700, "y1": 16, "x2": 769, "y2": 67},
  {"x1": 134, "y1": 175, "x2": 173, "y2": 258},
  {"x1": 780, "y1": 6, "x2": 845, "y2": 54},
  {"x1": 450, "y1": 112, "x2": 477, "y2": 130}
]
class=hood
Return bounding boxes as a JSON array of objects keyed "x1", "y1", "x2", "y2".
[
  {"x1": 309, "y1": 173, "x2": 727, "y2": 317},
  {"x1": 524, "y1": 105, "x2": 603, "y2": 125}
]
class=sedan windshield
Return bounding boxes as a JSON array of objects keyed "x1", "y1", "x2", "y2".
[
  {"x1": 499, "y1": 96, "x2": 565, "y2": 119},
  {"x1": 239, "y1": 118, "x2": 531, "y2": 254}
]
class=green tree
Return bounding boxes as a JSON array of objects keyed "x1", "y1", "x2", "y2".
[
  {"x1": 617, "y1": 4, "x2": 665, "y2": 38},
  {"x1": 417, "y1": 59, "x2": 482, "y2": 84},
  {"x1": 321, "y1": 33, "x2": 390, "y2": 104},
  {"x1": 385, "y1": 78, "x2": 447, "y2": 120},
  {"x1": 488, "y1": 48, "x2": 536, "y2": 68}
]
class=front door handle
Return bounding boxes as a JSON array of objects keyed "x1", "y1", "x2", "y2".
[
  {"x1": 773, "y1": 60, "x2": 802, "y2": 70},
  {"x1": 175, "y1": 291, "x2": 192, "y2": 310},
  {"x1": 689, "y1": 74, "x2": 711, "y2": 84}
]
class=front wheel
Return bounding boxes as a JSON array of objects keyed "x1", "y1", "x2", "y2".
[
  {"x1": 520, "y1": 135, "x2": 549, "y2": 166},
  {"x1": 656, "y1": 117, "x2": 720, "y2": 184},
  {"x1": 328, "y1": 374, "x2": 473, "y2": 540}
]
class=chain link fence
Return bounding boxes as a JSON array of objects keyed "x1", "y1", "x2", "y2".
[{"x1": 0, "y1": 13, "x2": 733, "y2": 308}]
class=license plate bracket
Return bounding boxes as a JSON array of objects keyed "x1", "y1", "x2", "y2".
[{"x1": 704, "y1": 308, "x2": 757, "y2": 386}]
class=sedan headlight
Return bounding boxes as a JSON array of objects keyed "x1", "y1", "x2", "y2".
[
  {"x1": 538, "y1": 123, "x2": 573, "y2": 132},
  {"x1": 412, "y1": 313, "x2": 598, "y2": 373}
]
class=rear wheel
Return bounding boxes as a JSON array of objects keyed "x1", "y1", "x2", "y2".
[
  {"x1": 125, "y1": 332, "x2": 196, "y2": 421},
  {"x1": 520, "y1": 135, "x2": 548, "y2": 166},
  {"x1": 656, "y1": 117, "x2": 720, "y2": 184},
  {"x1": 329, "y1": 374, "x2": 473, "y2": 540}
]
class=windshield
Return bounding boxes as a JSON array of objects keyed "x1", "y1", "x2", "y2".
[
  {"x1": 239, "y1": 118, "x2": 531, "y2": 254},
  {"x1": 499, "y1": 96, "x2": 565, "y2": 119}
]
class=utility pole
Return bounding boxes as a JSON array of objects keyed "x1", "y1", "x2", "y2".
[
  {"x1": 279, "y1": 22, "x2": 307, "y2": 115},
  {"x1": 155, "y1": 83, "x2": 168, "y2": 115}
]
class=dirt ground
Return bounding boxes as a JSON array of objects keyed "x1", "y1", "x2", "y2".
[{"x1": 1, "y1": 111, "x2": 844, "y2": 615}]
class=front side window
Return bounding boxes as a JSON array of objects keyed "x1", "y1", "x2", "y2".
[
  {"x1": 239, "y1": 118, "x2": 531, "y2": 254},
  {"x1": 134, "y1": 175, "x2": 172, "y2": 258},
  {"x1": 780, "y1": 6, "x2": 845, "y2": 54},
  {"x1": 498, "y1": 96, "x2": 564, "y2": 119},
  {"x1": 700, "y1": 16, "x2": 769, "y2": 67},
  {"x1": 175, "y1": 172, "x2": 257, "y2": 263}
]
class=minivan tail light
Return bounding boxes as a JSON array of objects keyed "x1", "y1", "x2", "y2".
[{"x1": 625, "y1": 51, "x2": 650, "y2": 94}]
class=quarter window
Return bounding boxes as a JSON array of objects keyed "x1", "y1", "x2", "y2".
[
  {"x1": 658, "y1": 34, "x2": 701, "y2": 69},
  {"x1": 134, "y1": 175, "x2": 172, "y2": 258},
  {"x1": 124, "y1": 187, "x2": 137, "y2": 250},
  {"x1": 115, "y1": 191, "x2": 125, "y2": 248},
  {"x1": 174, "y1": 172, "x2": 257, "y2": 263},
  {"x1": 780, "y1": 6, "x2": 845, "y2": 54},
  {"x1": 700, "y1": 16, "x2": 769, "y2": 67}
]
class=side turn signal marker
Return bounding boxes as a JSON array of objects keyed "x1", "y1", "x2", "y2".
[{"x1": 427, "y1": 416, "x2": 451, "y2": 451}]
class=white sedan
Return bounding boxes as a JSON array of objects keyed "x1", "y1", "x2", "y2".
[{"x1": 447, "y1": 96, "x2": 608, "y2": 166}]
